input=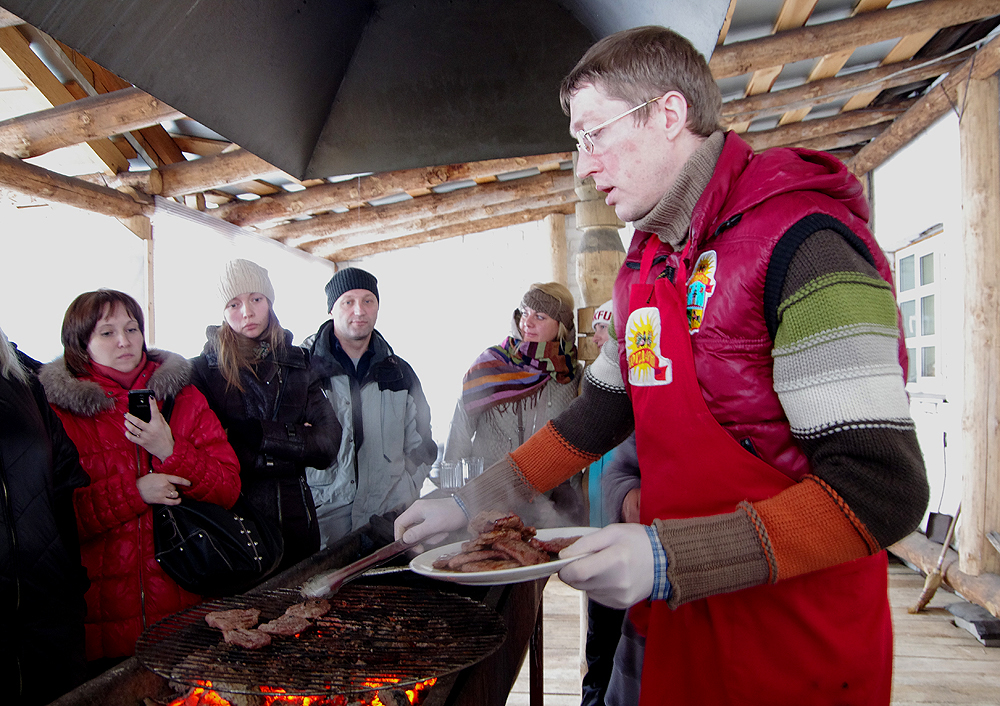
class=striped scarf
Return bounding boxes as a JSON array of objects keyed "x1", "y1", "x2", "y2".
[{"x1": 461, "y1": 336, "x2": 577, "y2": 414}]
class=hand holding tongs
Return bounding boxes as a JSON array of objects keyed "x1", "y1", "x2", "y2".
[{"x1": 300, "y1": 539, "x2": 413, "y2": 598}]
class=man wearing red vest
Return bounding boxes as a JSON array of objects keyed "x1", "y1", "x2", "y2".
[{"x1": 397, "y1": 25, "x2": 928, "y2": 705}]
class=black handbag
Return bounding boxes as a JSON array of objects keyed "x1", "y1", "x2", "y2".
[{"x1": 151, "y1": 397, "x2": 284, "y2": 596}]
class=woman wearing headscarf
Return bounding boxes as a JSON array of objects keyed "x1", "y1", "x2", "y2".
[
  {"x1": 444, "y1": 281, "x2": 585, "y2": 526},
  {"x1": 190, "y1": 259, "x2": 340, "y2": 571},
  {"x1": 0, "y1": 325, "x2": 89, "y2": 704},
  {"x1": 39, "y1": 290, "x2": 241, "y2": 667}
]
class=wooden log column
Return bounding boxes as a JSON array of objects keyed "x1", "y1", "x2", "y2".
[
  {"x1": 573, "y1": 153, "x2": 625, "y2": 362},
  {"x1": 545, "y1": 213, "x2": 568, "y2": 286},
  {"x1": 958, "y1": 72, "x2": 1000, "y2": 577}
]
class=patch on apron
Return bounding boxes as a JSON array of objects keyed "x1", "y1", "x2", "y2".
[
  {"x1": 686, "y1": 250, "x2": 718, "y2": 334},
  {"x1": 625, "y1": 306, "x2": 673, "y2": 386}
]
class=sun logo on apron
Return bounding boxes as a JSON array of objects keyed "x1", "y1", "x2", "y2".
[
  {"x1": 626, "y1": 307, "x2": 672, "y2": 386},
  {"x1": 686, "y1": 250, "x2": 718, "y2": 334}
]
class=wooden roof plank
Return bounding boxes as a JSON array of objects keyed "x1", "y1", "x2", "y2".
[
  {"x1": 848, "y1": 33, "x2": 1000, "y2": 176},
  {"x1": 304, "y1": 187, "x2": 578, "y2": 256},
  {"x1": 778, "y1": 0, "x2": 892, "y2": 125},
  {"x1": 741, "y1": 104, "x2": 909, "y2": 151},
  {"x1": 0, "y1": 152, "x2": 150, "y2": 218},
  {"x1": 730, "y1": 0, "x2": 818, "y2": 133},
  {"x1": 840, "y1": 29, "x2": 937, "y2": 112},
  {"x1": 319, "y1": 202, "x2": 577, "y2": 263},
  {"x1": 0, "y1": 87, "x2": 182, "y2": 159},
  {"x1": 709, "y1": 0, "x2": 1000, "y2": 80},
  {"x1": 0, "y1": 26, "x2": 128, "y2": 174},
  {"x1": 722, "y1": 51, "x2": 970, "y2": 125},
  {"x1": 213, "y1": 152, "x2": 573, "y2": 228},
  {"x1": 269, "y1": 169, "x2": 574, "y2": 247}
]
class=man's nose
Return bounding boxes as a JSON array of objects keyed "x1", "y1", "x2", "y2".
[{"x1": 575, "y1": 150, "x2": 596, "y2": 179}]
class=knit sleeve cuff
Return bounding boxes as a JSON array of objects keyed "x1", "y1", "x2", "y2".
[{"x1": 654, "y1": 507, "x2": 772, "y2": 609}]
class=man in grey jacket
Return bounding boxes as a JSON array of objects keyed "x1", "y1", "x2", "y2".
[{"x1": 303, "y1": 267, "x2": 437, "y2": 548}]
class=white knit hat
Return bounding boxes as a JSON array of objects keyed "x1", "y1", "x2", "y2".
[
  {"x1": 219, "y1": 259, "x2": 275, "y2": 307},
  {"x1": 593, "y1": 299, "x2": 613, "y2": 326}
]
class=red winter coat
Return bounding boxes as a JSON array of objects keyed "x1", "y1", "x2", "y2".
[{"x1": 40, "y1": 350, "x2": 241, "y2": 660}]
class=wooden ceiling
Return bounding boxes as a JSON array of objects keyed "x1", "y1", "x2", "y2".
[{"x1": 0, "y1": 0, "x2": 999, "y2": 262}]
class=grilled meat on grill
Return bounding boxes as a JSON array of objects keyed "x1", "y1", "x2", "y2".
[
  {"x1": 205, "y1": 608, "x2": 261, "y2": 631},
  {"x1": 258, "y1": 613, "x2": 313, "y2": 637},
  {"x1": 222, "y1": 627, "x2": 272, "y2": 649},
  {"x1": 285, "y1": 598, "x2": 331, "y2": 619}
]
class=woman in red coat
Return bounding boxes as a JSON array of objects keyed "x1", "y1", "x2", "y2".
[{"x1": 39, "y1": 290, "x2": 241, "y2": 668}]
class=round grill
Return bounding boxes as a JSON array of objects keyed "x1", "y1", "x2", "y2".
[{"x1": 136, "y1": 584, "x2": 506, "y2": 696}]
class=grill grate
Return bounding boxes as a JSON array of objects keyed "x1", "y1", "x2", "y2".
[{"x1": 136, "y1": 584, "x2": 506, "y2": 697}]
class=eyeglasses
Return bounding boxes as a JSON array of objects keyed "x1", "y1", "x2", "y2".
[{"x1": 575, "y1": 93, "x2": 667, "y2": 154}]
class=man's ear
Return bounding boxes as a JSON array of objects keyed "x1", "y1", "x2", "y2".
[{"x1": 660, "y1": 91, "x2": 689, "y2": 139}]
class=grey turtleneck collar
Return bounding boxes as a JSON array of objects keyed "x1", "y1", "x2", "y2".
[{"x1": 633, "y1": 130, "x2": 726, "y2": 251}]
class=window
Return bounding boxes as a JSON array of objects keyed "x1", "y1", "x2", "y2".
[
  {"x1": 920, "y1": 253, "x2": 934, "y2": 285},
  {"x1": 895, "y1": 236, "x2": 941, "y2": 393},
  {"x1": 921, "y1": 295, "x2": 935, "y2": 335},
  {"x1": 921, "y1": 347, "x2": 936, "y2": 377},
  {"x1": 899, "y1": 255, "x2": 915, "y2": 291},
  {"x1": 900, "y1": 300, "x2": 916, "y2": 338}
]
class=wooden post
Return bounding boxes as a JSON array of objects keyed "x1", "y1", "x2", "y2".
[
  {"x1": 545, "y1": 212, "x2": 567, "y2": 286},
  {"x1": 573, "y1": 153, "x2": 625, "y2": 362},
  {"x1": 958, "y1": 72, "x2": 1000, "y2": 577}
]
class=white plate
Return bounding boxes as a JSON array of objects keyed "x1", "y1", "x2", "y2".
[{"x1": 409, "y1": 526, "x2": 599, "y2": 585}]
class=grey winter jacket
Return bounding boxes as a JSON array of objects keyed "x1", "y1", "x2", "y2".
[{"x1": 302, "y1": 322, "x2": 436, "y2": 540}]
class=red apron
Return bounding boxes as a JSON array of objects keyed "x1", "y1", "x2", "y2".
[{"x1": 626, "y1": 238, "x2": 892, "y2": 705}]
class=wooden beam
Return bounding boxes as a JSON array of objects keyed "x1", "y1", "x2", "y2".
[
  {"x1": 214, "y1": 152, "x2": 572, "y2": 228},
  {"x1": 267, "y1": 170, "x2": 574, "y2": 246},
  {"x1": 319, "y1": 203, "x2": 577, "y2": 263},
  {"x1": 304, "y1": 185, "x2": 578, "y2": 257},
  {"x1": 546, "y1": 213, "x2": 568, "y2": 285},
  {"x1": 709, "y1": 0, "x2": 1000, "y2": 80},
  {"x1": 722, "y1": 52, "x2": 970, "y2": 126},
  {"x1": 740, "y1": 105, "x2": 908, "y2": 152},
  {"x1": 0, "y1": 9, "x2": 22, "y2": 28},
  {"x1": 839, "y1": 30, "x2": 937, "y2": 112},
  {"x1": 730, "y1": 0, "x2": 818, "y2": 133},
  {"x1": 0, "y1": 26, "x2": 128, "y2": 173},
  {"x1": 716, "y1": 0, "x2": 739, "y2": 46},
  {"x1": 158, "y1": 148, "x2": 285, "y2": 197},
  {"x1": 0, "y1": 87, "x2": 182, "y2": 159},
  {"x1": 170, "y1": 134, "x2": 231, "y2": 157},
  {"x1": 848, "y1": 34, "x2": 1000, "y2": 176},
  {"x1": 782, "y1": 123, "x2": 887, "y2": 152},
  {"x1": 0, "y1": 153, "x2": 150, "y2": 218},
  {"x1": 57, "y1": 42, "x2": 186, "y2": 167},
  {"x1": 777, "y1": 0, "x2": 893, "y2": 125},
  {"x1": 958, "y1": 72, "x2": 1000, "y2": 577}
]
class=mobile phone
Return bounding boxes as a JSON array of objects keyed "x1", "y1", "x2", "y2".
[{"x1": 128, "y1": 389, "x2": 154, "y2": 423}]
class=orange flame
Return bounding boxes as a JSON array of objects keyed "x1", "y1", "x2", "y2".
[{"x1": 165, "y1": 677, "x2": 437, "y2": 706}]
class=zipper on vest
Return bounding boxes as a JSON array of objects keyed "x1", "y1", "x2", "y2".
[
  {"x1": 713, "y1": 213, "x2": 743, "y2": 237},
  {"x1": 739, "y1": 437, "x2": 760, "y2": 458}
]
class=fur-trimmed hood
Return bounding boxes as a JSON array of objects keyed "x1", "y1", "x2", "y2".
[{"x1": 39, "y1": 349, "x2": 192, "y2": 418}]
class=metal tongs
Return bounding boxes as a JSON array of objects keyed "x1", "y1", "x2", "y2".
[{"x1": 300, "y1": 539, "x2": 414, "y2": 598}]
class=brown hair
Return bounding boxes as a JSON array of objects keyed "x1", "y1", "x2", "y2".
[
  {"x1": 61, "y1": 290, "x2": 147, "y2": 378},
  {"x1": 216, "y1": 309, "x2": 287, "y2": 392},
  {"x1": 559, "y1": 26, "x2": 721, "y2": 137}
]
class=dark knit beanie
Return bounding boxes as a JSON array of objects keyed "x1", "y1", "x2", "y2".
[{"x1": 325, "y1": 267, "x2": 379, "y2": 311}]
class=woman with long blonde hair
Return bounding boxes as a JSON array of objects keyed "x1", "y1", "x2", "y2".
[{"x1": 191, "y1": 259, "x2": 341, "y2": 571}]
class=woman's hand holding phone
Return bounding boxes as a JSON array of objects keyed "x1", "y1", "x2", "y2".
[{"x1": 125, "y1": 394, "x2": 175, "y2": 462}]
